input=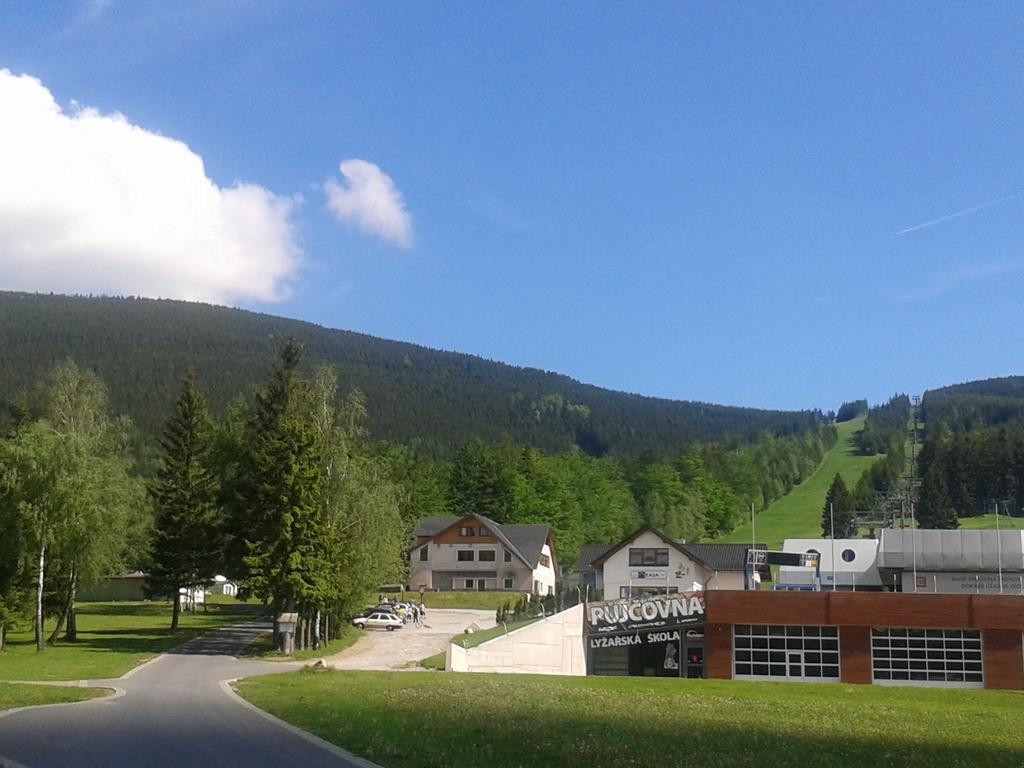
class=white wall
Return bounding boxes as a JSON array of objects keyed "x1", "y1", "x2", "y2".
[
  {"x1": 532, "y1": 543, "x2": 557, "y2": 595},
  {"x1": 409, "y1": 539, "x2": 544, "y2": 592},
  {"x1": 901, "y1": 570, "x2": 1024, "y2": 595},
  {"x1": 602, "y1": 530, "x2": 715, "y2": 598},
  {"x1": 779, "y1": 538, "x2": 881, "y2": 588},
  {"x1": 446, "y1": 603, "x2": 586, "y2": 675}
]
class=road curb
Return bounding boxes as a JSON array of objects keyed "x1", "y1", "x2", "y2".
[
  {"x1": 220, "y1": 678, "x2": 383, "y2": 768},
  {"x1": 0, "y1": 752, "x2": 32, "y2": 768},
  {"x1": 0, "y1": 685, "x2": 122, "y2": 723}
]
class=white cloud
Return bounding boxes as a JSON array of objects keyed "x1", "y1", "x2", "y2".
[
  {"x1": 0, "y1": 69, "x2": 301, "y2": 304},
  {"x1": 324, "y1": 159, "x2": 413, "y2": 248}
]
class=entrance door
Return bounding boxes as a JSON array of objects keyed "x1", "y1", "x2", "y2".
[
  {"x1": 788, "y1": 652, "x2": 802, "y2": 677},
  {"x1": 686, "y1": 645, "x2": 704, "y2": 678},
  {"x1": 477, "y1": 579, "x2": 486, "y2": 591}
]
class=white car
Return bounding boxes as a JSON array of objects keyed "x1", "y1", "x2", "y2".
[{"x1": 352, "y1": 612, "x2": 403, "y2": 631}]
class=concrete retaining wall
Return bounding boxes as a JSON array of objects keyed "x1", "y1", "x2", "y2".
[{"x1": 445, "y1": 603, "x2": 585, "y2": 676}]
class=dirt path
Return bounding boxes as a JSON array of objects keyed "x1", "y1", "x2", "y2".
[{"x1": 322, "y1": 609, "x2": 496, "y2": 670}]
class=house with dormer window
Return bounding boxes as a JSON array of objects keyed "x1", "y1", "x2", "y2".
[{"x1": 408, "y1": 513, "x2": 557, "y2": 594}]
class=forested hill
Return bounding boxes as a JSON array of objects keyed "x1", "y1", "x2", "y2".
[
  {"x1": 0, "y1": 292, "x2": 823, "y2": 457},
  {"x1": 922, "y1": 376, "x2": 1024, "y2": 431}
]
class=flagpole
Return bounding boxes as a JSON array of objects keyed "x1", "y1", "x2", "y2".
[
  {"x1": 829, "y1": 502, "x2": 836, "y2": 591},
  {"x1": 995, "y1": 500, "x2": 1004, "y2": 594},
  {"x1": 910, "y1": 501, "x2": 918, "y2": 593}
]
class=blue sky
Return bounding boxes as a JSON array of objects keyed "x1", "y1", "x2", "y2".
[{"x1": 2, "y1": 2, "x2": 1023, "y2": 413}]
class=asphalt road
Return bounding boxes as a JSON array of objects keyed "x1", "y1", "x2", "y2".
[{"x1": 0, "y1": 623, "x2": 374, "y2": 768}]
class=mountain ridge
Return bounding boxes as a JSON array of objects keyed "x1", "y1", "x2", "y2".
[{"x1": 1, "y1": 290, "x2": 822, "y2": 456}]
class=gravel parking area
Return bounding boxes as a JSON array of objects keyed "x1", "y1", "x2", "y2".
[{"x1": 322, "y1": 609, "x2": 497, "y2": 670}]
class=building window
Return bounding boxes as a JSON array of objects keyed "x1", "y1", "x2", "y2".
[
  {"x1": 479, "y1": 526, "x2": 491, "y2": 536},
  {"x1": 419, "y1": 546, "x2": 428, "y2": 562},
  {"x1": 459, "y1": 526, "x2": 475, "y2": 537},
  {"x1": 503, "y1": 577, "x2": 514, "y2": 589},
  {"x1": 629, "y1": 548, "x2": 669, "y2": 566},
  {"x1": 539, "y1": 554, "x2": 550, "y2": 568},
  {"x1": 841, "y1": 549, "x2": 856, "y2": 563},
  {"x1": 871, "y1": 629, "x2": 983, "y2": 687},
  {"x1": 464, "y1": 579, "x2": 475, "y2": 590},
  {"x1": 503, "y1": 550, "x2": 512, "y2": 562},
  {"x1": 733, "y1": 625, "x2": 840, "y2": 681},
  {"x1": 457, "y1": 550, "x2": 475, "y2": 562},
  {"x1": 479, "y1": 550, "x2": 496, "y2": 562}
]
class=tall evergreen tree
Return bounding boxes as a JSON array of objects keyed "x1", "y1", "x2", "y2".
[
  {"x1": 821, "y1": 473, "x2": 856, "y2": 537},
  {"x1": 917, "y1": 462, "x2": 958, "y2": 529},
  {"x1": 234, "y1": 339, "x2": 328, "y2": 651},
  {"x1": 146, "y1": 375, "x2": 222, "y2": 630}
]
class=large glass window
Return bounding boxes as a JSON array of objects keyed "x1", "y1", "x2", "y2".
[
  {"x1": 733, "y1": 625, "x2": 840, "y2": 681},
  {"x1": 478, "y1": 550, "x2": 496, "y2": 562},
  {"x1": 629, "y1": 548, "x2": 669, "y2": 566},
  {"x1": 457, "y1": 550, "x2": 474, "y2": 562},
  {"x1": 871, "y1": 629, "x2": 983, "y2": 687}
]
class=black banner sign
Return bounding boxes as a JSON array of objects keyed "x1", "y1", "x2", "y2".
[{"x1": 586, "y1": 593, "x2": 705, "y2": 635}]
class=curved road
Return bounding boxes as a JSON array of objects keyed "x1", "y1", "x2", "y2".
[{"x1": 0, "y1": 623, "x2": 374, "y2": 768}]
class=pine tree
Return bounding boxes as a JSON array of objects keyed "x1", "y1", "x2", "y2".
[
  {"x1": 917, "y1": 462, "x2": 958, "y2": 529},
  {"x1": 234, "y1": 339, "x2": 329, "y2": 651},
  {"x1": 821, "y1": 473, "x2": 856, "y2": 537},
  {"x1": 146, "y1": 374, "x2": 222, "y2": 630}
]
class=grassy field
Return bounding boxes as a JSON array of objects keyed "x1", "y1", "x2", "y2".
[
  {"x1": 0, "y1": 681, "x2": 107, "y2": 712},
  {"x1": 0, "y1": 602, "x2": 244, "y2": 681},
  {"x1": 237, "y1": 670, "x2": 1024, "y2": 768},
  {"x1": 959, "y1": 514, "x2": 1024, "y2": 530},
  {"x1": 718, "y1": 417, "x2": 879, "y2": 549},
  {"x1": 381, "y1": 591, "x2": 516, "y2": 610}
]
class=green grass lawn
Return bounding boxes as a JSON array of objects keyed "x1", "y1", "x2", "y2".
[
  {"x1": 0, "y1": 681, "x2": 107, "y2": 712},
  {"x1": 718, "y1": 417, "x2": 879, "y2": 549},
  {"x1": 237, "y1": 670, "x2": 1024, "y2": 768},
  {"x1": 0, "y1": 602, "x2": 244, "y2": 681},
  {"x1": 246, "y1": 626, "x2": 364, "y2": 662},
  {"x1": 380, "y1": 591, "x2": 516, "y2": 610},
  {"x1": 958, "y1": 514, "x2": 1024, "y2": 530}
]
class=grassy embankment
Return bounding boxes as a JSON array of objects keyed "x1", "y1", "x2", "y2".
[
  {"x1": 717, "y1": 416, "x2": 878, "y2": 549},
  {"x1": 0, "y1": 601, "x2": 251, "y2": 682},
  {"x1": 246, "y1": 627, "x2": 363, "y2": 662},
  {"x1": 418, "y1": 617, "x2": 539, "y2": 670},
  {"x1": 237, "y1": 670, "x2": 1024, "y2": 768},
  {"x1": 0, "y1": 682, "x2": 107, "y2": 713}
]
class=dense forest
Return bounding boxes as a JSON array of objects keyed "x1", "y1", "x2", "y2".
[
  {"x1": 921, "y1": 377, "x2": 1024, "y2": 433},
  {"x1": 910, "y1": 378, "x2": 1024, "y2": 526},
  {"x1": 0, "y1": 292, "x2": 824, "y2": 459},
  {"x1": 388, "y1": 424, "x2": 838, "y2": 563}
]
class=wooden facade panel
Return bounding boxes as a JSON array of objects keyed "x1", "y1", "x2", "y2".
[
  {"x1": 839, "y1": 626, "x2": 872, "y2": 685},
  {"x1": 705, "y1": 591, "x2": 829, "y2": 625},
  {"x1": 433, "y1": 530, "x2": 499, "y2": 545},
  {"x1": 829, "y1": 593, "x2": 972, "y2": 629},
  {"x1": 705, "y1": 622, "x2": 732, "y2": 680},
  {"x1": 705, "y1": 591, "x2": 1023, "y2": 630},
  {"x1": 972, "y1": 596, "x2": 1024, "y2": 631},
  {"x1": 982, "y1": 630, "x2": 1024, "y2": 690}
]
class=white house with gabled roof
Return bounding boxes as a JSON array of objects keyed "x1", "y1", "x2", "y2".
[{"x1": 408, "y1": 513, "x2": 557, "y2": 594}]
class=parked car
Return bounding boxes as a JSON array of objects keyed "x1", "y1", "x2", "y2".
[{"x1": 352, "y1": 612, "x2": 403, "y2": 631}]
